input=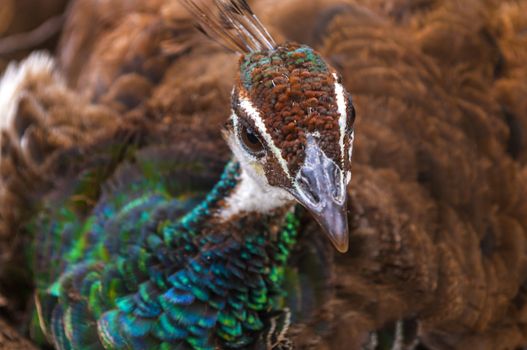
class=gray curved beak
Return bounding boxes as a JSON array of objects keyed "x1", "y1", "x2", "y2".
[{"x1": 291, "y1": 138, "x2": 349, "y2": 253}]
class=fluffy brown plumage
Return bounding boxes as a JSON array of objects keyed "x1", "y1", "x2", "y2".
[
  {"x1": 0, "y1": 53, "x2": 125, "y2": 321},
  {"x1": 0, "y1": 0, "x2": 526, "y2": 349},
  {"x1": 0, "y1": 0, "x2": 68, "y2": 72},
  {"x1": 0, "y1": 0, "x2": 233, "y2": 322},
  {"x1": 271, "y1": 0, "x2": 527, "y2": 348},
  {"x1": 0, "y1": 318, "x2": 38, "y2": 350}
]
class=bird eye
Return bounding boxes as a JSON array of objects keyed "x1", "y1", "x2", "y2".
[
  {"x1": 240, "y1": 124, "x2": 265, "y2": 156},
  {"x1": 346, "y1": 95, "x2": 356, "y2": 132}
]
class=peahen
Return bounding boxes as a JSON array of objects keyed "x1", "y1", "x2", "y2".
[
  {"x1": 1, "y1": 0, "x2": 527, "y2": 349},
  {"x1": 2, "y1": 0, "x2": 356, "y2": 349}
]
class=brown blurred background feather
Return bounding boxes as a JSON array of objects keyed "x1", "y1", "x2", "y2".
[{"x1": 0, "y1": 0, "x2": 526, "y2": 349}]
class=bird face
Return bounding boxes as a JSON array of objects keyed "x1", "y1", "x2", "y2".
[{"x1": 224, "y1": 43, "x2": 355, "y2": 253}]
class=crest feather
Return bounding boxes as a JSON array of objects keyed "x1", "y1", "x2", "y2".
[{"x1": 179, "y1": 0, "x2": 276, "y2": 53}]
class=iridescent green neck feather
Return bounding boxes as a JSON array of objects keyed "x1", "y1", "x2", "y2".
[{"x1": 31, "y1": 160, "x2": 299, "y2": 350}]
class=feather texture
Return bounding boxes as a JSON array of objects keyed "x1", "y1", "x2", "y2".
[
  {"x1": 1, "y1": 0, "x2": 527, "y2": 349},
  {"x1": 179, "y1": 0, "x2": 276, "y2": 53},
  {"x1": 30, "y1": 153, "x2": 301, "y2": 349}
]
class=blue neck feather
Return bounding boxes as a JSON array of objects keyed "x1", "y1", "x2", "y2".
[{"x1": 33, "y1": 160, "x2": 300, "y2": 350}]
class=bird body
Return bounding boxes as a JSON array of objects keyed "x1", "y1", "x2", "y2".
[
  {"x1": 14, "y1": 1, "x2": 356, "y2": 349},
  {"x1": 1, "y1": 0, "x2": 526, "y2": 349}
]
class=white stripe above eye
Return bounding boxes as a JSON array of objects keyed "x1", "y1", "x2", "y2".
[
  {"x1": 333, "y1": 73, "x2": 348, "y2": 168},
  {"x1": 238, "y1": 95, "x2": 292, "y2": 179}
]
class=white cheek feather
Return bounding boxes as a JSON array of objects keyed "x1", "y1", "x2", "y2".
[
  {"x1": 219, "y1": 168, "x2": 294, "y2": 220},
  {"x1": 333, "y1": 73, "x2": 348, "y2": 169},
  {"x1": 346, "y1": 130, "x2": 354, "y2": 183},
  {"x1": 348, "y1": 130, "x2": 354, "y2": 160},
  {"x1": 238, "y1": 96, "x2": 291, "y2": 180}
]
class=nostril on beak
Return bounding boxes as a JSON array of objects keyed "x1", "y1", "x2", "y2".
[
  {"x1": 297, "y1": 173, "x2": 320, "y2": 205},
  {"x1": 332, "y1": 166, "x2": 341, "y2": 199}
]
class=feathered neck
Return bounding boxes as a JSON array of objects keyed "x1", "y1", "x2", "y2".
[
  {"x1": 96, "y1": 160, "x2": 301, "y2": 348},
  {"x1": 37, "y1": 160, "x2": 300, "y2": 349}
]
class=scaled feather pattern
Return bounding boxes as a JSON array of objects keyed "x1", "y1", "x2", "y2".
[{"x1": 32, "y1": 159, "x2": 300, "y2": 349}]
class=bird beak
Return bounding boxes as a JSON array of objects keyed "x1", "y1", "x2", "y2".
[{"x1": 291, "y1": 138, "x2": 349, "y2": 253}]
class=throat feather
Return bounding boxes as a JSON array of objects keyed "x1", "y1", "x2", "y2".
[{"x1": 218, "y1": 166, "x2": 294, "y2": 220}]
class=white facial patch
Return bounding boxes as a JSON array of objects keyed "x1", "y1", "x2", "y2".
[
  {"x1": 218, "y1": 165, "x2": 294, "y2": 220},
  {"x1": 238, "y1": 95, "x2": 292, "y2": 180},
  {"x1": 346, "y1": 130, "x2": 354, "y2": 183},
  {"x1": 332, "y1": 73, "x2": 348, "y2": 169}
]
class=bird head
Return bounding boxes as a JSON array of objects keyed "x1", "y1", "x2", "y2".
[
  {"x1": 223, "y1": 43, "x2": 355, "y2": 253},
  {"x1": 180, "y1": 0, "x2": 355, "y2": 253}
]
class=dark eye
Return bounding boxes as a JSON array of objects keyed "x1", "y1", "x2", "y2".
[
  {"x1": 240, "y1": 124, "x2": 265, "y2": 156},
  {"x1": 346, "y1": 95, "x2": 356, "y2": 131}
]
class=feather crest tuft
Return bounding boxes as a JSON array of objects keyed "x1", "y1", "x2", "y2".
[{"x1": 179, "y1": 0, "x2": 276, "y2": 53}]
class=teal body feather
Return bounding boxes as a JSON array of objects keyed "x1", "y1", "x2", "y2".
[{"x1": 30, "y1": 158, "x2": 300, "y2": 350}]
